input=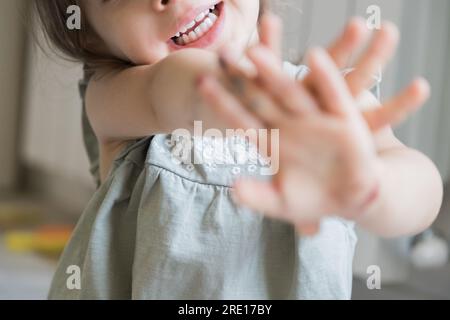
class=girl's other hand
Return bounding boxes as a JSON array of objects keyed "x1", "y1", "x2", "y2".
[{"x1": 197, "y1": 13, "x2": 430, "y2": 235}]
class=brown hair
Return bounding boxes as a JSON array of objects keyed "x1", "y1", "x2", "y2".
[
  {"x1": 32, "y1": 0, "x2": 268, "y2": 74},
  {"x1": 31, "y1": 0, "x2": 129, "y2": 76}
]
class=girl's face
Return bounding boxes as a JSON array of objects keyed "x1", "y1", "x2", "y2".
[{"x1": 83, "y1": 0, "x2": 260, "y2": 65}]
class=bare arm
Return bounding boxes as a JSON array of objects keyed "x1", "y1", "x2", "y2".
[
  {"x1": 356, "y1": 91, "x2": 444, "y2": 237},
  {"x1": 85, "y1": 49, "x2": 229, "y2": 144}
]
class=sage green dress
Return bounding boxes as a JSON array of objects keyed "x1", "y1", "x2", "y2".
[{"x1": 48, "y1": 62, "x2": 380, "y2": 300}]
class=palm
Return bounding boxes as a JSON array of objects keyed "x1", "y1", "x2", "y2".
[{"x1": 272, "y1": 111, "x2": 376, "y2": 223}]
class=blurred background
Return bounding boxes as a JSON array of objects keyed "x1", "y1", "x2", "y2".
[{"x1": 0, "y1": 0, "x2": 449, "y2": 300}]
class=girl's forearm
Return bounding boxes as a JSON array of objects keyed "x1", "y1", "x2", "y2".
[
  {"x1": 149, "y1": 49, "x2": 232, "y2": 134},
  {"x1": 356, "y1": 147, "x2": 443, "y2": 238},
  {"x1": 87, "y1": 49, "x2": 228, "y2": 143}
]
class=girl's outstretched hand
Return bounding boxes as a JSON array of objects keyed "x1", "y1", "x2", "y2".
[{"x1": 197, "y1": 13, "x2": 430, "y2": 235}]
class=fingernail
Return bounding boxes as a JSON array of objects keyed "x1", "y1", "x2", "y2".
[
  {"x1": 414, "y1": 77, "x2": 431, "y2": 98},
  {"x1": 312, "y1": 47, "x2": 326, "y2": 58},
  {"x1": 308, "y1": 47, "x2": 327, "y2": 64},
  {"x1": 349, "y1": 16, "x2": 365, "y2": 27}
]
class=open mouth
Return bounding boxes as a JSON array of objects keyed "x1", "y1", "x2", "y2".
[{"x1": 170, "y1": 2, "x2": 224, "y2": 47}]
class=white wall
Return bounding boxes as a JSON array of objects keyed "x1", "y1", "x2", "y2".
[{"x1": 21, "y1": 37, "x2": 92, "y2": 189}]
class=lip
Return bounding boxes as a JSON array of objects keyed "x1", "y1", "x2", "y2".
[{"x1": 168, "y1": 1, "x2": 225, "y2": 50}]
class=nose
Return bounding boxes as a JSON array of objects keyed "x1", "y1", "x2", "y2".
[{"x1": 152, "y1": 0, "x2": 171, "y2": 12}]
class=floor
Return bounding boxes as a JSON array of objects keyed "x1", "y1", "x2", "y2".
[
  {"x1": 0, "y1": 193, "x2": 75, "y2": 300},
  {"x1": 352, "y1": 264, "x2": 450, "y2": 300},
  {"x1": 0, "y1": 192, "x2": 449, "y2": 300},
  {"x1": 0, "y1": 241, "x2": 56, "y2": 300}
]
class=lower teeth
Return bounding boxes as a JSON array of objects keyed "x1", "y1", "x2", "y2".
[{"x1": 173, "y1": 5, "x2": 219, "y2": 45}]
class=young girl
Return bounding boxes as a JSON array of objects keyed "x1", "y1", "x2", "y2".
[{"x1": 33, "y1": 0, "x2": 443, "y2": 299}]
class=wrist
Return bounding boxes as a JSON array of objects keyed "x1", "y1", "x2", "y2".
[{"x1": 350, "y1": 160, "x2": 385, "y2": 221}]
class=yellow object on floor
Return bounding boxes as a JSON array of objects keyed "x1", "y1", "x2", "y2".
[{"x1": 4, "y1": 225, "x2": 73, "y2": 257}]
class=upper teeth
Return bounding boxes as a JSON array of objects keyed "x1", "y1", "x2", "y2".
[{"x1": 173, "y1": 6, "x2": 218, "y2": 45}]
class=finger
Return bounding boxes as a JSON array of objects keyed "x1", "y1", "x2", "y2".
[
  {"x1": 295, "y1": 222, "x2": 321, "y2": 236},
  {"x1": 238, "y1": 81, "x2": 287, "y2": 126},
  {"x1": 327, "y1": 17, "x2": 370, "y2": 69},
  {"x1": 219, "y1": 53, "x2": 288, "y2": 124},
  {"x1": 346, "y1": 22, "x2": 400, "y2": 96},
  {"x1": 363, "y1": 78, "x2": 430, "y2": 131},
  {"x1": 247, "y1": 45, "x2": 319, "y2": 115},
  {"x1": 232, "y1": 178, "x2": 284, "y2": 218},
  {"x1": 259, "y1": 12, "x2": 283, "y2": 60},
  {"x1": 219, "y1": 49, "x2": 256, "y2": 78},
  {"x1": 303, "y1": 17, "x2": 369, "y2": 91},
  {"x1": 197, "y1": 75, "x2": 263, "y2": 131},
  {"x1": 307, "y1": 47, "x2": 355, "y2": 117}
]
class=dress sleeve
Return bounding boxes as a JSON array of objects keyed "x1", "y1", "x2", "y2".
[
  {"x1": 284, "y1": 61, "x2": 383, "y2": 102},
  {"x1": 79, "y1": 66, "x2": 101, "y2": 188}
]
